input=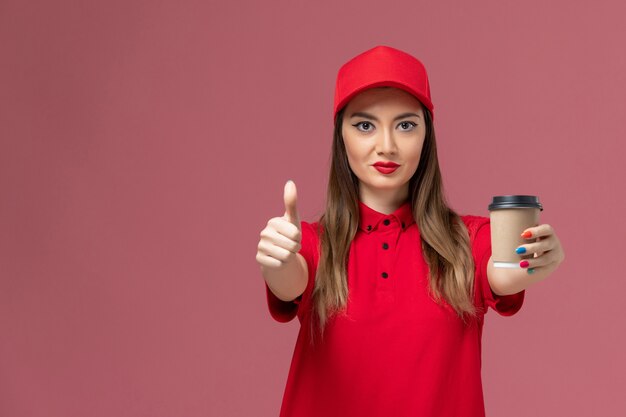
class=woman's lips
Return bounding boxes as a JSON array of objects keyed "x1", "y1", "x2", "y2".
[{"x1": 373, "y1": 165, "x2": 399, "y2": 174}]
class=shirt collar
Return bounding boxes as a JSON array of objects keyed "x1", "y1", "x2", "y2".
[{"x1": 358, "y1": 200, "x2": 415, "y2": 233}]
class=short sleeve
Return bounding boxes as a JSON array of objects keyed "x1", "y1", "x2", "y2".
[
  {"x1": 265, "y1": 220, "x2": 319, "y2": 323},
  {"x1": 470, "y1": 215, "x2": 525, "y2": 316}
]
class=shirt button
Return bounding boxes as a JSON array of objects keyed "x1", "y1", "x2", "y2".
[
  {"x1": 381, "y1": 272, "x2": 388, "y2": 279},
  {"x1": 367, "y1": 225, "x2": 372, "y2": 231},
  {"x1": 383, "y1": 219, "x2": 390, "y2": 226},
  {"x1": 382, "y1": 243, "x2": 389, "y2": 250}
]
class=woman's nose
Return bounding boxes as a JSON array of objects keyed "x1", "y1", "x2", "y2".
[{"x1": 376, "y1": 127, "x2": 398, "y2": 154}]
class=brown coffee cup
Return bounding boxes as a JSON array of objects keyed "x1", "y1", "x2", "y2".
[{"x1": 488, "y1": 195, "x2": 543, "y2": 268}]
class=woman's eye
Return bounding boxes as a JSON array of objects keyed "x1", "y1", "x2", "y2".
[
  {"x1": 353, "y1": 122, "x2": 373, "y2": 132},
  {"x1": 399, "y1": 121, "x2": 417, "y2": 131},
  {"x1": 352, "y1": 121, "x2": 416, "y2": 132}
]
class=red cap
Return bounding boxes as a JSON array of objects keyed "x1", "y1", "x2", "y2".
[{"x1": 333, "y1": 45, "x2": 434, "y2": 121}]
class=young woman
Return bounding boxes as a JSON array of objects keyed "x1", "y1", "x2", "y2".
[{"x1": 256, "y1": 45, "x2": 565, "y2": 417}]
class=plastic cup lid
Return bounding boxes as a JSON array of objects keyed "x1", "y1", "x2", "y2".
[{"x1": 488, "y1": 195, "x2": 543, "y2": 211}]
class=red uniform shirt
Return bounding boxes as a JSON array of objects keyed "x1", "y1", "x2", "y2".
[{"x1": 264, "y1": 200, "x2": 525, "y2": 417}]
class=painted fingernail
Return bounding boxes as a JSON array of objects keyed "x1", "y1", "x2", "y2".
[
  {"x1": 527, "y1": 268, "x2": 535, "y2": 274},
  {"x1": 521, "y1": 231, "x2": 533, "y2": 239},
  {"x1": 515, "y1": 247, "x2": 527, "y2": 254},
  {"x1": 520, "y1": 260, "x2": 530, "y2": 268}
]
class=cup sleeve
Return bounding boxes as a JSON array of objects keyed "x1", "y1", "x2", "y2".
[
  {"x1": 472, "y1": 216, "x2": 525, "y2": 316},
  {"x1": 265, "y1": 220, "x2": 317, "y2": 323}
]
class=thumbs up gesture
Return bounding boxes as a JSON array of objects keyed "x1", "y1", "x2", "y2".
[{"x1": 256, "y1": 180, "x2": 303, "y2": 270}]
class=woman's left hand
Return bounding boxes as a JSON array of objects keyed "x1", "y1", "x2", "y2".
[{"x1": 516, "y1": 224, "x2": 566, "y2": 275}]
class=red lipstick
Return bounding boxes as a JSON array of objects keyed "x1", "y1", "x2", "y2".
[{"x1": 373, "y1": 161, "x2": 400, "y2": 174}]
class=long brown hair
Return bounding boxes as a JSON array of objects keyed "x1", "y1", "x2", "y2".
[{"x1": 307, "y1": 99, "x2": 480, "y2": 346}]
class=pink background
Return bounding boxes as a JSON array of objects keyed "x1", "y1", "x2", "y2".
[{"x1": 1, "y1": 0, "x2": 624, "y2": 416}]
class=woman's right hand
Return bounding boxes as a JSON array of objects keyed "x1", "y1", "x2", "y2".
[{"x1": 256, "y1": 180, "x2": 303, "y2": 270}]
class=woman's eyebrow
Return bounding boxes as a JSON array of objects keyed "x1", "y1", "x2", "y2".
[{"x1": 349, "y1": 111, "x2": 421, "y2": 121}]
